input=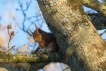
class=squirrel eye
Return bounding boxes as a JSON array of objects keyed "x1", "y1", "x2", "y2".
[{"x1": 36, "y1": 33, "x2": 39, "y2": 36}]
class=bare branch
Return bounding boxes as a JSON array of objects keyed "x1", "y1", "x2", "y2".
[
  {"x1": 17, "y1": 0, "x2": 32, "y2": 31},
  {"x1": 7, "y1": 28, "x2": 12, "y2": 49},
  {"x1": 13, "y1": 17, "x2": 32, "y2": 36},
  {"x1": 16, "y1": 0, "x2": 43, "y2": 36}
]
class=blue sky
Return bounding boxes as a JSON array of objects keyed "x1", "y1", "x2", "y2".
[{"x1": 0, "y1": 0, "x2": 51, "y2": 52}]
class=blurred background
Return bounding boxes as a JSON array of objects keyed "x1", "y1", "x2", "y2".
[{"x1": 0, "y1": 0, "x2": 51, "y2": 54}]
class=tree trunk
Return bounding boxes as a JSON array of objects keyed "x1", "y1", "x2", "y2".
[{"x1": 37, "y1": 0, "x2": 106, "y2": 71}]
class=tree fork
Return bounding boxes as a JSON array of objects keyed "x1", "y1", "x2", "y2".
[{"x1": 37, "y1": 0, "x2": 106, "y2": 71}]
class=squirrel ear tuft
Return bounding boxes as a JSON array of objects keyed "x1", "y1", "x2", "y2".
[{"x1": 35, "y1": 25, "x2": 39, "y2": 31}]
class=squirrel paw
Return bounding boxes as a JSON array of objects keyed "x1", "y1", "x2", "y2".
[{"x1": 37, "y1": 50, "x2": 45, "y2": 58}]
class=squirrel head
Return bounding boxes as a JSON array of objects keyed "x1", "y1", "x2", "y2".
[{"x1": 31, "y1": 26, "x2": 43, "y2": 42}]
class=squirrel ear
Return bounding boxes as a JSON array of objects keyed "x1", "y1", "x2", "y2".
[{"x1": 35, "y1": 25, "x2": 39, "y2": 31}]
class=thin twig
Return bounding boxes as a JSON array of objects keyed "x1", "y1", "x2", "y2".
[
  {"x1": 18, "y1": 0, "x2": 32, "y2": 30},
  {"x1": 7, "y1": 45, "x2": 15, "y2": 52},
  {"x1": 7, "y1": 29, "x2": 12, "y2": 50},
  {"x1": 16, "y1": 0, "x2": 44, "y2": 37},
  {"x1": 100, "y1": 30, "x2": 106, "y2": 36},
  {"x1": 13, "y1": 17, "x2": 32, "y2": 36},
  {"x1": 18, "y1": 44, "x2": 26, "y2": 48},
  {"x1": 7, "y1": 29, "x2": 18, "y2": 52},
  {"x1": 26, "y1": 65, "x2": 31, "y2": 71},
  {"x1": 62, "y1": 67, "x2": 70, "y2": 71},
  {"x1": 16, "y1": 0, "x2": 37, "y2": 36}
]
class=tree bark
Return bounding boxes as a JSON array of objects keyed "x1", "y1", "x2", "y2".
[
  {"x1": 0, "y1": 52, "x2": 49, "y2": 62},
  {"x1": 37, "y1": 0, "x2": 106, "y2": 71}
]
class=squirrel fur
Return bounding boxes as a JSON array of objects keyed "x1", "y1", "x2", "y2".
[{"x1": 32, "y1": 26, "x2": 59, "y2": 54}]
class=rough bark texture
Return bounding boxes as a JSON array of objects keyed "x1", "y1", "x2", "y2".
[
  {"x1": 37, "y1": 0, "x2": 106, "y2": 71},
  {"x1": 0, "y1": 51, "x2": 50, "y2": 62}
]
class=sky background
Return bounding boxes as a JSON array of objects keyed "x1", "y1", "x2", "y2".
[{"x1": 0, "y1": 0, "x2": 105, "y2": 53}]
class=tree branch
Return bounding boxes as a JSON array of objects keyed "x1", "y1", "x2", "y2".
[
  {"x1": 81, "y1": 0, "x2": 106, "y2": 16},
  {"x1": 88, "y1": 13, "x2": 106, "y2": 30},
  {"x1": 37, "y1": 0, "x2": 106, "y2": 71},
  {"x1": 0, "y1": 51, "x2": 60, "y2": 63}
]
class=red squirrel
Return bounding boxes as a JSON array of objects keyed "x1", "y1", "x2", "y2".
[{"x1": 31, "y1": 26, "x2": 59, "y2": 54}]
